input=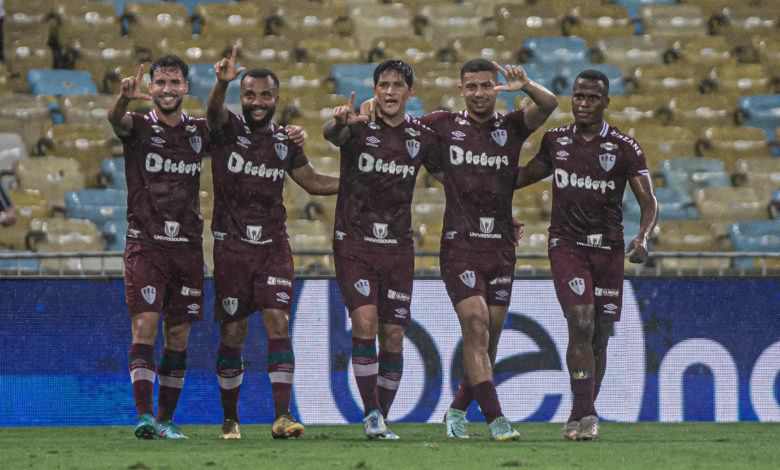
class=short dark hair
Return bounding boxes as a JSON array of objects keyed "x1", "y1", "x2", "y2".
[
  {"x1": 149, "y1": 55, "x2": 188, "y2": 79},
  {"x1": 460, "y1": 58, "x2": 497, "y2": 81},
  {"x1": 240, "y1": 67, "x2": 280, "y2": 90},
  {"x1": 575, "y1": 69, "x2": 610, "y2": 94},
  {"x1": 373, "y1": 59, "x2": 414, "y2": 88}
]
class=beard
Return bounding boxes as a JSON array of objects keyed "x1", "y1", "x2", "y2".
[
  {"x1": 153, "y1": 94, "x2": 183, "y2": 115},
  {"x1": 242, "y1": 104, "x2": 276, "y2": 130}
]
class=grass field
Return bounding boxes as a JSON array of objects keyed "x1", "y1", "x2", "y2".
[{"x1": 2, "y1": 422, "x2": 777, "y2": 469}]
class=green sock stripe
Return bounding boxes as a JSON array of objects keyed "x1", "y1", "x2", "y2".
[
  {"x1": 128, "y1": 354, "x2": 154, "y2": 363},
  {"x1": 159, "y1": 357, "x2": 186, "y2": 370},
  {"x1": 217, "y1": 356, "x2": 243, "y2": 368},
  {"x1": 268, "y1": 351, "x2": 294, "y2": 364},
  {"x1": 379, "y1": 361, "x2": 403, "y2": 372},
  {"x1": 352, "y1": 347, "x2": 376, "y2": 357}
]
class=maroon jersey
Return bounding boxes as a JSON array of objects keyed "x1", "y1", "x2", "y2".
[
  {"x1": 421, "y1": 109, "x2": 532, "y2": 252},
  {"x1": 120, "y1": 110, "x2": 208, "y2": 250},
  {"x1": 210, "y1": 111, "x2": 308, "y2": 251},
  {"x1": 333, "y1": 116, "x2": 441, "y2": 252},
  {"x1": 532, "y1": 121, "x2": 649, "y2": 249}
]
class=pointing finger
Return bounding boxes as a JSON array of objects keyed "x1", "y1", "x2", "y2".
[
  {"x1": 230, "y1": 45, "x2": 239, "y2": 64},
  {"x1": 347, "y1": 91, "x2": 356, "y2": 110},
  {"x1": 136, "y1": 64, "x2": 144, "y2": 82}
]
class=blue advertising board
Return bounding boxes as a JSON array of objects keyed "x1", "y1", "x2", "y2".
[{"x1": 0, "y1": 279, "x2": 778, "y2": 426}]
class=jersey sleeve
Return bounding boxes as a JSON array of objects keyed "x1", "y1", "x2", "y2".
[
  {"x1": 507, "y1": 108, "x2": 531, "y2": 135},
  {"x1": 288, "y1": 139, "x2": 310, "y2": 171},
  {"x1": 532, "y1": 130, "x2": 553, "y2": 167},
  {"x1": 627, "y1": 140, "x2": 650, "y2": 178}
]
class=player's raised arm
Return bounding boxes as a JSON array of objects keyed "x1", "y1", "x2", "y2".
[
  {"x1": 107, "y1": 64, "x2": 151, "y2": 137},
  {"x1": 322, "y1": 92, "x2": 367, "y2": 146},
  {"x1": 359, "y1": 97, "x2": 381, "y2": 122},
  {"x1": 290, "y1": 162, "x2": 339, "y2": 195},
  {"x1": 626, "y1": 173, "x2": 658, "y2": 264},
  {"x1": 493, "y1": 61, "x2": 557, "y2": 131},
  {"x1": 207, "y1": 45, "x2": 246, "y2": 130}
]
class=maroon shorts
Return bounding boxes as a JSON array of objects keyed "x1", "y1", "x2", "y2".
[
  {"x1": 213, "y1": 241, "x2": 295, "y2": 323},
  {"x1": 548, "y1": 238, "x2": 624, "y2": 321},
  {"x1": 334, "y1": 245, "x2": 414, "y2": 326},
  {"x1": 124, "y1": 241, "x2": 204, "y2": 323},
  {"x1": 440, "y1": 248, "x2": 516, "y2": 307}
]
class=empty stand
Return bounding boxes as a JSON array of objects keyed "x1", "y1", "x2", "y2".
[
  {"x1": 652, "y1": 219, "x2": 731, "y2": 271},
  {"x1": 727, "y1": 219, "x2": 780, "y2": 268},
  {"x1": 639, "y1": 3, "x2": 707, "y2": 37},
  {"x1": 287, "y1": 219, "x2": 332, "y2": 273},
  {"x1": 13, "y1": 156, "x2": 87, "y2": 211},
  {"x1": 593, "y1": 35, "x2": 668, "y2": 75},
  {"x1": 521, "y1": 36, "x2": 590, "y2": 67},
  {"x1": 26, "y1": 70, "x2": 99, "y2": 96},
  {"x1": 0, "y1": 189, "x2": 48, "y2": 251},
  {"x1": 64, "y1": 188, "x2": 127, "y2": 231},
  {"x1": 694, "y1": 186, "x2": 766, "y2": 222},
  {"x1": 659, "y1": 157, "x2": 731, "y2": 196}
]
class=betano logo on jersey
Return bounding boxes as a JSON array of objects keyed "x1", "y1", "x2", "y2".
[
  {"x1": 227, "y1": 152, "x2": 285, "y2": 182},
  {"x1": 145, "y1": 153, "x2": 202, "y2": 176},
  {"x1": 358, "y1": 152, "x2": 416, "y2": 179},
  {"x1": 449, "y1": 145, "x2": 509, "y2": 170},
  {"x1": 554, "y1": 168, "x2": 616, "y2": 194}
]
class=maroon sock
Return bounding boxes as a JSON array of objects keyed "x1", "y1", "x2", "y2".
[
  {"x1": 450, "y1": 376, "x2": 474, "y2": 411},
  {"x1": 217, "y1": 342, "x2": 243, "y2": 422},
  {"x1": 157, "y1": 348, "x2": 186, "y2": 422},
  {"x1": 377, "y1": 350, "x2": 403, "y2": 419},
  {"x1": 472, "y1": 380, "x2": 503, "y2": 424},
  {"x1": 268, "y1": 338, "x2": 294, "y2": 418},
  {"x1": 569, "y1": 377, "x2": 596, "y2": 422},
  {"x1": 128, "y1": 344, "x2": 155, "y2": 416},
  {"x1": 352, "y1": 337, "x2": 379, "y2": 415},
  {"x1": 594, "y1": 383, "x2": 601, "y2": 401}
]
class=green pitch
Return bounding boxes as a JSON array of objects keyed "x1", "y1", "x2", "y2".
[{"x1": 1, "y1": 422, "x2": 776, "y2": 469}]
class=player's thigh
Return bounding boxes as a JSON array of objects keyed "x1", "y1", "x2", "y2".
[
  {"x1": 441, "y1": 249, "x2": 488, "y2": 307},
  {"x1": 124, "y1": 242, "x2": 167, "y2": 316},
  {"x1": 377, "y1": 248, "x2": 414, "y2": 327},
  {"x1": 484, "y1": 250, "x2": 515, "y2": 307},
  {"x1": 253, "y1": 241, "x2": 295, "y2": 313},
  {"x1": 549, "y1": 239, "x2": 596, "y2": 311},
  {"x1": 590, "y1": 248, "x2": 625, "y2": 321},
  {"x1": 335, "y1": 248, "x2": 379, "y2": 312},
  {"x1": 163, "y1": 248, "x2": 205, "y2": 323},
  {"x1": 213, "y1": 242, "x2": 255, "y2": 322}
]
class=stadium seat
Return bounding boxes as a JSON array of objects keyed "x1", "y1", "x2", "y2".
[
  {"x1": 415, "y1": 3, "x2": 495, "y2": 47},
  {"x1": 624, "y1": 187, "x2": 699, "y2": 223},
  {"x1": 770, "y1": 189, "x2": 780, "y2": 219},
  {"x1": 710, "y1": 64, "x2": 774, "y2": 102},
  {"x1": 0, "y1": 133, "x2": 29, "y2": 173},
  {"x1": 708, "y1": 4, "x2": 779, "y2": 38},
  {"x1": 26, "y1": 217, "x2": 111, "y2": 274},
  {"x1": 411, "y1": 187, "x2": 446, "y2": 228},
  {"x1": 150, "y1": 37, "x2": 225, "y2": 68},
  {"x1": 667, "y1": 36, "x2": 737, "y2": 68},
  {"x1": 592, "y1": 35, "x2": 669, "y2": 75},
  {"x1": 202, "y1": 217, "x2": 213, "y2": 271},
  {"x1": 605, "y1": 95, "x2": 664, "y2": 127},
  {"x1": 668, "y1": 93, "x2": 737, "y2": 131},
  {"x1": 694, "y1": 186, "x2": 766, "y2": 222},
  {"x1": 228, "y1": 36, "x2": 294, "y2": 67},
  {"x1": 614, "y1": 0, "x2": 676, "y2": 22},
  {"x1": 265, "y1": 3, "x2": 350, "y2": 39},
  {"x1": 177, "y1": 0, "x2": 235, "y2": 17},
  {"x1": 561, "y1": 4, "x2": 635, "y2": 47},
  {"x1": 452, "y1": 36, "x2": 523, "y2": 66},
  {"x1": 58, "y1": 94, "x2": 118, "y2": 135},
  {"x1": 737, "y1": 95, "x2": 780, "y2": 142},
  {"x1": 102, "y1": 219, "x2": 129, "y2": 252},
  {"x1": 38, "y1": 124, "x2": 114, "y2": 187},
  {"x1": 631, "y1": 64, "x2": 710, "y2": 99},
  {"x1": 369, "y1": 37, "x2": 443, "y2": 65},
  {"x1": 63, "y1": 33, "x2": 144, "y2": 93},
  {"x1": 652, "y1": 220, "x2": 731, "y2": 271},
  {"x1": 199, "y1": 190, "x2": 214, "y2": 221},
  {"x1": 49, "y1": 1, "x2": 122, "y2": 45},
  {"x1": 695, "y1": 126, "x2": 773, "y2": 171},
  {"x1": 331, "y1": 63, "x2": 377, "y2": 105},
  {"x1": 0, "y1": 189, "x2": 49, "y2": 251},
  {"x1": 497, "y1": 64, "x2": 555, "y2": 109},
  {"x1": 0, "y1": 250, "x2": 43, "y2": 274},
  {"x1": 287, "y1": 219, "x2": 332, "y2": 274},
  {"x1": 98, "y1": 157, "x2": 127, "y2": 191},
  {"x1": 186, "y1": 62, "x2": 242, "y2": 107},
  {"x1": 414, "y1": 219, "x2": 442, "y2": 272},
  {"x1": 495, "y1": 4, "x2": 564, "y2": 39},
  {"x1": 658, "y1": 157, "x2": 731, "y2": 196},
  {"x1": 512, "y1": 188, "x2": 546, "y2": 222},
  {"x1": 13, "y1": 156, "x2": 87, "y2": 211},
  {"x1": 26, "y1": 70, "x2": 99, "y2": 96},
  {"x1": 122, "y1": 1, "x2": 192, "y2": 40},
  {"x1": 727, "y1": 219, "x2": 780, "y2": 269},
  {"x1": 64, "y1": 189, "x2": 127, "y2": 231},
  {"x1": 192, "y1": 2, "x2": 262, "y2": 38},
  {"x1": 515, "y1": 220, "x2": 551, "y2": 272},
  {"x1": 639, "y1": 3, "x2": 707, "y2": 37},
  {"x1": 733, "y1": 157, "x2": 780, "y2": 200},
  {"x1": 350, "y1": 3, "x2": 414, "y2": 51},
  {"x1": 616, "y1": 125, "x2": 695, "y2": 172},
  {"x1": 521, "y1": 37, "x2": 590, "y2": 67}
]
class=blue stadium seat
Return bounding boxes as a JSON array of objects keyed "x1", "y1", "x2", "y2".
[
  {"x1": 0, "y1": 251, "x2": 42, "y2": 274},
  {"x1": 187, "y1": 63, "x2": 243, "y2": 107},
  {"x1": 521, "y1": 37, "x2": 590, "y2": 67},
  {"x1": 177, "y1": 0, "x2": 235, "y2": 16},
  {"x1": 64, "y1": 189, "x2": 127, "y2": 231},
  {"x1": 102, "y1": 219, "x2": 129, "y2": 252},
  {"x1": 99, "y1": 157, "x2": 127, "y2": 191},
  {"x1": 614, "y1": 0, "x2": 676, "y2": 33},
  {"x1": 658, "y1": 157, "x2": 731, "y2": 196},
  {"x1": 497, "y1": 63, "x2": 555, "y2": 108},
  {"x1": 770, "y1": 190, "x2": 780, "y2": 219},
  {"x1": 26, "y1": 70, "x2": 98, "y2": 96},
  {"x1": 107, "y1": 0, "x2": 158, "y2": 15},
  {"x1": 553, "y1": 64, "x2": 626, "y2": 96},
  {"x1": 406, "y1": 98, "x2": 426, "y2": 117},
  {"x1": 331, "y1": 64, "x2": 377, "y2": 105},
  {"x1": 727, "y1": 220, "x2": 780, "y2": 268},
  {"x1": 737, "y1": 95, "x2": 780, "y2": 146},
  {"x1": 624, "y1": 187, "x2": 698, "y2": 223}
]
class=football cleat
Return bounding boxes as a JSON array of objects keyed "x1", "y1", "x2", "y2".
[
  {"x1": 134, "y1": 414, "x2": 158, "y2": 440},
  {"x1": 562, "y1": 421, "x2": 581, "y2": 441},
  {"x1": 488, "y1": 416, "x2": 520, "y2": 441},
  {"x1": 156, "y1": 420, "x2": 188, "y2": 439},
  {"x1": 578, "y1": 415, "x2": 600, "y2": 441},
  {"x1": 444, "y1": 408, "x2": 469, "y2": 439},
  {"x1": 220, "y1": 418, "x2": 241, "y2": 439},
  {"x1": 363, "y1": 409, "x2": 388, "y2": 439},
  {"x1": 271, "y1": 413, "x2": 305, "y2": 439},
  {"x1": 377, "y1": 428, "x2": 400, "y2": 440}
]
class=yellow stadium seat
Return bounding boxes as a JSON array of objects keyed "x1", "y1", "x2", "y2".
[
  {"x1": 0, "y1": 189, "x2": 49, "y2": 250},
  {"x1": 39, "y1": 124, "x2": 114, "y2": 187},
  {"x1": 606, "y1": 95, "x2": 666, "y2": 127},
  {"x1": 0, "y1": 95, "x2": 54, "y2": 154},
  {"x1": 696, "y1": 126, "x2": 772, "y2": 171},
  {"x1": 13, "y1": 156, "x2": 87, "y2": 210},
  {"x1": 593, "y1": 35, "x2": 669, "y2": 75},
  {"x1": 515, "y1": 220, "x2": 551, "y2": 273},
  {"x1": 667, "y1": 36, "x2": 737, "y2": 68},
  {"x1": 415, "y1": 3, "x2": 496, "y2": 47},
  {"x1": 265, "y1": 3, "x2": 351, "y2": 39},
  {"x1": 369, "y1": 37, "x2": 443, "y2": 65},
  {"x1": 694, "y1": 186, "x2": 766, "y2": 222},
  {"x1": 632, "y1": 64, "x2": 711, "y2": 100},
  {"x1": 668, "y1": 93, "x2": 737, "y2": 131},
  {"x1": 733, "y1": 157, "x2": 780, "y2": 200},
  {"x1": 26, "y1": 216, "x2": 111, "y2": 273},
  {"x1": 495, "y1": 4, "x2": 564, "y2": 39},
  {"x1": 562, "y1": 5, "x2": 635, "y2": 47},
  {"x1": 50, "y1": 1, "x2": 121, "y2": 45},
  {"x1": 652, "y1": 220, "x2": 731, "y2": 271},
  {"x1": 202, "y1": 218, "x2": 214, "y2": 272},
  {"x1": 193, "y1": 2, "x2": 262, "y2": 38},
  {"x1": 350, "y1": 3, "x2": 415, "y2": 51},
  {"x1": 123, "y1": 1, "x2": 192, "y2": 41},
  {"x1": 287, "y1": 219, "x2": 333, "y2": 274},
  {"x1": 639, "y1": 4, "x2": 708, "y2": 37},
  {"x1": 294, "y1": 37, "x2": 363, "y2": 69}
]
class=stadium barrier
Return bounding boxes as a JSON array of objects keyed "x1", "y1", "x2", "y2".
[{"x1": 0, "y1": 277, "x2": 778, "y2": 426}]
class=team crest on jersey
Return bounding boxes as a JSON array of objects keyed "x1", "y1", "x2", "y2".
[
  {"x1": 354, "y1": 279, "x2": 371, "y2": 297},
  {"x1": 274, "y1": 143, "x2": 288, "y2": 160},
  {"x1": 600, "y1": 142, "x2": 618, "y2": 151},
  {"x1": 372, "y1": 223, "x2": 388, "y2": 239},
  {"x1": 164, "y1": 221, "x2": 180, "y2": 238},
  {"x1": 141, "y1": 285, "x2": 156, "y2": 304},
  {"x1": 479, "y1": 217, "x2": 495, "y2": 233},
  {"x1": 455, "y1": 117, "x2": 469, "y2": 126},
  {"x1": 491, "y1": 129, "x2": 507, "y2": 146},
  {"x1": 599, "y1": 153, "x2": 616, "y2": 172},
  {"x1": 246, "y1": 225, "x2": 262, "y2": 242},
  {"x1": 405, "y1": 127, "x2": 421, "y2": 137},
  {"x1": 557, "y1": 136, "x2": 573, "y2": 146},
  {"x1": 568, "y1": 277, "x2": 585, "y2": 296},
  {"x1": 459, "y1": 270, "x2": 476, "y2": 288},
  {"x1": 406, "y1": 139, "x2": 420, "y2": 158},
  {"x1": 189, "y1": 135, "x2": 202, "y2": 153},
  {"x1": 150, "y1": 124, "x2": 163, "y2": 134},
  {"x1": 222, "y1": 297, "x2": 238, "y2": 316},
  {"x1": 185, "y1": 125, "x2": 197, "y2": 133}
]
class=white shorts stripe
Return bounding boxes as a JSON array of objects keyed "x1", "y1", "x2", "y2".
[
  {"x1": 130, "y1": 368, "x2": 156, "y2": 383},
  {"x1": 353, "y1": 362, "x2": 379, "y2": 377},
  {"x1": 268, "y1": 371, "x2": 294, "y2": 384},
  {"x1": 158, "y1": 375, "x2": 185, "y2": 389},
  {"x1": 377, "y1": 376, "x2": 400, "y2": 390},
  {"x1": 217, "y1": 373, "x2": 244, "y2": 390}
]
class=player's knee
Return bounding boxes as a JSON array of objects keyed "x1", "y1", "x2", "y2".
[
  {"x1": 220, "y1": 321, "x2": 248, "y2": 347},
  {"x1": 263, "y1": 309, "x2": 290, "y2": 338},
  {"x1": 565, "y1": 306, "x2": 595, "y2": 339}
]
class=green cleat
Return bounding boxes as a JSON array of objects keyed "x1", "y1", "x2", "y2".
[
  {"x1": 488, "y1": 416, "x2": 520, "y2": 441},
  {"x1": 134, "y1": 414, "x2": 158, "y2": 440},
  {"x1": 578, "y1": 415, "x2": 600, "y2": 441},
  {"x1": 272, "y1": 413, "x2": 305, "y2": 439},
  {"x1": 156, "y1": 420, "x2": 188, "y2": 439},
  {"x1": 444, "y1": 408, "x2": 469, "y2": 439}
]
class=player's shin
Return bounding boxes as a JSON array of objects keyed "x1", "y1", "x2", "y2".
[
  {"x1": 156, "y1": 348, "x2": 187, "y2": 422},
  {"x1": 268, "y1": 338, "x2": 294, "y2": 417},
  {"x1": 352, "y1": 337, "x2": 380, "y2": 414},
  {"x1": 128, "y1": 343, "x2": 156, "y2": 417},
  {"x1": 216, "y1": 342, "x2": 244, "y2": 422},
  {"x1": 377, "y1": 350, "x2": 403, "y2": 418}
]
